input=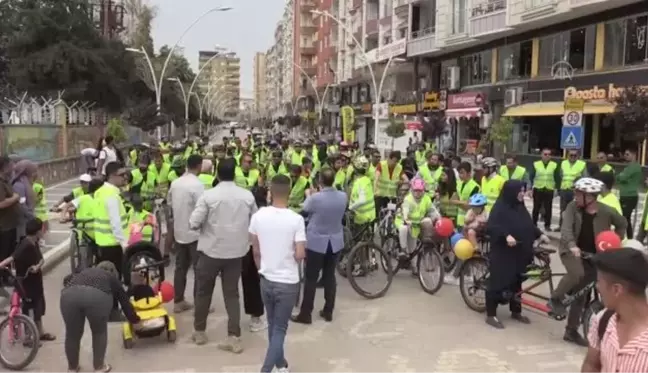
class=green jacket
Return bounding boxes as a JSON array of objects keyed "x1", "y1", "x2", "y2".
[{"x1": 616, "y1": 161, "x2": 643, "y2": 197}]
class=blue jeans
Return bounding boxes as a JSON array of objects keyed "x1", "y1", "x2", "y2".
[{"x1": 260, "y1": 276, "x2": 299, "y2": 373}]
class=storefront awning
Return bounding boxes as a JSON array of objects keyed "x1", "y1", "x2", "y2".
[
  {"x1": 502, "y1": 101, "x2": 616, "y2": 117},
  {"x1": 445, "y1": 107, "x2": 482, "y2": 118}
]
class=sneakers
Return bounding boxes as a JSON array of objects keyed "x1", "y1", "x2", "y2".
[
  {"x1": 191, "y1": 331, "x2": 208, "y2": 346},
  {"x1": 174, "y1": 301, "x2": 194, "y2": 313},
  {"x1": 485, "y1": 316, "x2": 504, "y2": 329},
  {"x1": 277, "y1": 367, "x2": 289, "y2": 373},
  {"x1": 249, "y1": 317, "x2": 267, "y2": 332},
  {"x1": 217, "y1": 335, "x2": 243, "y2": 354},
  {"x1": 443, "y1": 274, "x2": 460, "y2": 286}
]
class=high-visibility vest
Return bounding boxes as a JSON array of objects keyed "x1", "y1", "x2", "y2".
[
  {"x1": 481, "y1": 175, "x2": 505, "y2": 212},
  {"x1": 418, "y1": 165, "x2": 443, "y2": 196},
  {"x1": 75, "y1": 194, "x2": 95, "y2": 240},
  {"x1": 149, "y1": 163, "x2": 171, "y2": 196},
  {"x1": 456, "y1": 179, "x2": 480, "y2": 227},
  {"x1": 415, "y1": 150, "x2": 426, "y2": 166},
  {"x1": 327, "y1": 145, "x2": 338, "y2": 155},
  {"x1": 128, "y1": 209, "x2": 153, "y2": 242},
  {"x1": 129, "y1": 149, "x2": 138, "y2": 166},
  {"x1": 159, "y1": 142, "x2": 171, "y2": 163},
  {"x1": 560, "y1": 160, "x2": 586, "y2": 190},
  {"x1": 266, "y1": 162, "x2": 289, "y2": 180},
  {"x1": 291, "y1": 151, "x2": 306, "y2": 166},
  {"x1": 376, "y1": 160, "x2": 402, "y2": 198},
  {"x1": 533, "y1": 160, "x2": 557, "y2": 190},
  {"x1": 600, "y1": 164, "x2": 614, "y2": 173},
  {"x1": 395, "y1": 193, "x2": 433, "y2": 237},
  {"x1": 499, "y1": 165, "x2": 526, "y2": 181},
  {"x1": 439, "y1": 194, "x2": 458, "y2": 220},
  {"x1": 168, "y1": 170, "x2": 181, "y2": 183},
  {"x1": 598, "y1": 193, "x2": 622, "y2": 215},
  {"x1": 288, "y1": 176, "x2": 309, "y2": 212},
  {"x1": 334, "y1": 169, "x2": 346, "y2": 191},
  {"x1": 198, "y1": 174, "x2": 215, "y2": 189},
  {"x1": 33, "y1": 183, "x2": 47, "y2": 221},
  {"x1": 350, "y1": 176, "x2": 376, "y2": 224},
  {"x1": 130, "y1": 168, "x2": 156, "y2": 198},
  {"x1": 72, "y1": 186, "x2": 85, "y2": 199},
  {"x1": 234, "y1": 168, "x2": 260, "y2": 190},
  {"x1": 93, "y1": 184, "x2": 129, "y2": 247},
  {"x1": 366, "y1": 164, "x2": 376, "y2": 180}
]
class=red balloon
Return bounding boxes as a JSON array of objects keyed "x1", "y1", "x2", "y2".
[
  {"x1": 158, "y1": 281, "x2": 175, "y2": 303},
  {"x1": 435, "y1": 217, "x2": 455, "y2": 238},
  {"x1": 595, "y1": 230, "x2": 622, "y2": 252}
]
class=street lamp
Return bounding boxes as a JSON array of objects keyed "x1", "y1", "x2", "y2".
[
  {"x1": 126, "y1": 6, "x2": 232, "y2": 140},
  {"x1": 291, "y1": 61, "x2": 332, "y2": 120},
  {"x1": 310, "y1": 9, "x2": 404, "y2": 138}
]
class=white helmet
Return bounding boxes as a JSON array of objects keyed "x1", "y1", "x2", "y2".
[
  {"x1": 481, "y1": 157, "x2": 499, "y2": 168},
  {"x1": 573, "y1": 177, "x2": 604, "y2": 194}
]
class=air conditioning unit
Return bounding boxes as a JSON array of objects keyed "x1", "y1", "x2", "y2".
[
  {"x1": 504, "y1": 87, "x2": 523, "y2": 107},
  {"x1": 480, "y1": 113, "x2": 492, "y2": 129},
  {"x1": 448, "y1": 66, "x2": 460, "y2": 90}
]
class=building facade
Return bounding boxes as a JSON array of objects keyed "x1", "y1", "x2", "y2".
[
  {"x1": 197, "y1": 50, "x2": 241, "y2": 119},
  {"x1": 265, "y1": 1, "x2": 295, "y2": 117},
  {"x1": 253, "y1": 52, "x2": 267, "y2": 115}
]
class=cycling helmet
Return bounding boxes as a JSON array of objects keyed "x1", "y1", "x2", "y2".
[
  {"x1": 469, "y1": 193, "x2": 487, "y2": 207},
  {"x1": 573, "y1": 177, "x2": 604, "y2": 194},
  {"x1": 410, "y1": 178, "x2": 426, "y2": 192},
  {"x1": 353, "y1": 155, "x2": 369, "y2": 169},
  {"x1": 481, "y1": 157, "x2": 499, "y2": 168}
]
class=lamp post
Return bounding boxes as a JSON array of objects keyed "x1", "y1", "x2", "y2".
[
  {"x1": 291, "y1": 61, "x2": 332, "y2": 120},
  {"x1": 126, "y1": 6, "x2": 232, "y2": 140},
  {"x1": 310, "y1": 9, "x2": 402, "y2": 139}
]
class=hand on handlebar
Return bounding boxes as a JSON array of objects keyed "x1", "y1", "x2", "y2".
[{"x1": 569, "y1": 246, "x2": 582, "y2": 257}]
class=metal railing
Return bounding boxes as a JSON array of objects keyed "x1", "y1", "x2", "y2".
[
  {"x1": 470, "y1": 0, "x2": 507, "y2": 17},
  {"x1": 410, "y1": 26, "x2": 436, "y2": 39}
]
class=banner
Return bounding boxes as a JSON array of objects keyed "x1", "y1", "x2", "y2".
[{"x1": 341, "y1": 106, "x2": 355, "y2": 143}]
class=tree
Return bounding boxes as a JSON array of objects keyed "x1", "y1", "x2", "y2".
[
  {"x1": 106, "y1": 118, "x2": 128, "y2": 143},
  {"x1": 128, "y1": 4, "x2": 156, "y2": 56},
  {"x1": 386, "y1": 115, "x2": 405, "y2": 150},
  {"x1": 484, "y1": 116, "x2": 514, "y2": 154},
  {"x1": 613, "y1": 85, "x2": 648, "y2": 142}
]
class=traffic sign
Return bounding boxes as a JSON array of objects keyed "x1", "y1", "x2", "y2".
[
  {"x1": 561, "y1": 126, "x2": 583, "y2": 149},
  {"x1": 563, "y1": 98, "x2": 584, "y2": 127}
]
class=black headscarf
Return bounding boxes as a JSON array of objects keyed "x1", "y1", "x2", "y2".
[{"x1": 487, "y1": 180, "x2": 539, "y2": 247}]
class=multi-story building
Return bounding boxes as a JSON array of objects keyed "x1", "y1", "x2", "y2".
[
  {"x1": 293, "y1": 0, "x2": 318, "y2": 104},
  {"x1": 253, "y1": 52, "x2": 267, "y2": 115},
  {"x1": 197, "y1": 50, "x2": 241, "y2": 119},
  {"x1": 265, "y1": 1, "x2": 295, "y2": 117},
  {"x1": 90, "y1": 0, "x2": 126, "y2": 40}
]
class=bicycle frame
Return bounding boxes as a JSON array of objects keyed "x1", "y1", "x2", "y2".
[{"x1": 5, "y1": 271, "x2": 28, "y2": 343}]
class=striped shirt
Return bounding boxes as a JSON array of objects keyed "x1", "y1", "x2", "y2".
[{"x1": 588, "y1": 311, "x2": 648, "y2": 372}]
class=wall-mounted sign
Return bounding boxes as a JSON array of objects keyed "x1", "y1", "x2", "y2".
[
  {"x1": 375, "y1": 39, "x2": 407, "y2": 63},
  {"x1": 563, "y1": 84, "x2": 648, "y2": 101},
  {"x1": 447, "y1": 92, "x2": 486, "y2": 110}
]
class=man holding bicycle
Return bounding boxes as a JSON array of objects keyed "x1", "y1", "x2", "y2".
[{"x1": 550, "y1": 177, "x2": 626, "y2": 346}]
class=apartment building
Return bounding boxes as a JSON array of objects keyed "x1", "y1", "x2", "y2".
[
  {"x1": 197, "y1": 50, "x2": 241, "y2": 118},
  {"x1": 253, "y1": 52, "x2": 267, "y2": 114},
  {"x1": 293, "y1": 0, "x2": 319, "y2": 106},
  {"x1": 265, "y1": 1, "x2": 295, "y2": 117}
]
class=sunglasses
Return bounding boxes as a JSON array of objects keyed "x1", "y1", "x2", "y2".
[{"x1": 542, "y1": 153, "x2": 551, "y2": 156}]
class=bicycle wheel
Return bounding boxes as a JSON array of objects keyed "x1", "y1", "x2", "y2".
[
  {"x1": 439, "y1": 240, "x2": 458, "y2": 274},
  {"x1": 336, "y1": 226, "x2": 353, "y2": 278},
  {"x1": 459, "y1": 257, "x2": 489, "y2": 313},
  {"x1": 68, "y1": 231, "x2": 80, "y2": 273},
  {"x1": 78, "y1": 241, "x2": 91, "y2": 271},
  {"x1": 0, "y1": 314, "x2": 40, "y2": 370},
  {"x1": 582, "y1": 300, "x2": 603, "y2": 338},
  {"x1": 346, "y1": 241, "x2": 393, "y2": 299},
  {"x1": 380, "y1": 235, "x2": 400, "y2": 275},
  {"x1": 154, "y1": 208, "x2": 163, "y2": 247},
  {"x1": 417, "y1": 244, "x2": 444, "y2": 295}
]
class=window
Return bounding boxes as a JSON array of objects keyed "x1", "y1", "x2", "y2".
[
  {"x1": 451, "y1": 0, "x2": 466, "y2": 34},
  {"x1": 439, "y1": 59, "x2": 458, "y2": 89},
  {"x1": 383, "y1": 2, "x2": 392, "y2": 17},
  {"x1": 604, "y1": 20, "x2": 625, "y2": 68},
  {"x1": 497, "y1": 40, "x2": 532, "y2": 81},
  {"x1": 538, "y1": 26, "x2": 596, "y2": 76},
  {"x1": 383, "y1": 35, "x2": 392, "y2": 45},
  {"x1": 459, "y1": 50, "x2": 492, "y2": 86},
  {"x1": 624, "y1": 15, "x2": 648, "y2": 65}
]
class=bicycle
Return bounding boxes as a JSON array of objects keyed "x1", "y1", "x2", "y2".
[
  {"x1": 67, "y1": 217, "x2": 96, "y2": 274},
  {"x1": 458, "y1": 243, "x2": 601, "y2": 337},
  {"x1": 0, "y1": 268, "x2": 39, "y2": 371}
]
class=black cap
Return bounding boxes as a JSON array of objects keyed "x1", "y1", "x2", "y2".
[{"x1": 592, "y1": 248, "x2": 648, "y2": 287}]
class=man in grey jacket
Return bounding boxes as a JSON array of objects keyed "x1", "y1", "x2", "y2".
[{"x1": 189, "y1": 158, "x2": 257, "y2": 352}]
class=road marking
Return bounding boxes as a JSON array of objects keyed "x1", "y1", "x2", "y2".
[
  {"x1": 434, "y1": 349, "x2": 514, "y2": 372},
  {"x1": 220, "y1": 365, "x2": 259, "y2": 372},
  {"x1": 388, "y1": 354, "x2": 415, "y2": 372},
  {"x1": 347, "y1": 307, "x2": 403, "y2": 340},
  {"x1": 326, "y1": 358, "x2": 354, "y2": 372}
]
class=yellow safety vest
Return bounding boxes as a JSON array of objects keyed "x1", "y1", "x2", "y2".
[
  {"x1": 33, "y1": 183, "x2": 47, "y2": 221},
  {"x1": 198, "y1": 174, "x2": 215, "y2": 189},
  {"x1": 395, "y1": 193, "x2": 433, "y2": 237},
  {"x1": 481, "y1": 175, "x2": 505, "y2": 212},
  {"x1": 168, "y1": 170, "x2": 181, "y2": 183},
  {"x1": 291, "y1": 151, "x2": 306, "y2": 166},
  {"x1": 366, "y1": 164, "x2": 376, "y2": 180},
  {"x1": 418, "y1": 165, "x2": 443, "y2": 196},
  {"x1": 499, "y1": 165, "x2": 526, "y2": 181},
  {"x1": 75, "y1": 194, "x2": 95, "y2": 240},
  {"x1": 266, "y1": 163, "x2": 289, "y2": 180},
  {"x1": 234, "y1": 168, "x2": 260, "y2": 190},
  {"x1": 72, "y1": 186, "x2": 85, "y2": 199},
  {"x1": 350, "y1": 176, "x2": 376, "y2": 224},
  {"x1": 376, "y1": 160, "x2": 402, "y2": 198},
  {"x1": 600, "y1": 164, "x2": 614, "y2": 173},
  {"x1": 440, "y1": 194, "x2": 458, "y2": 220},
  {"x1": 288, "y1": 176, "x2": 308, "y2": 212},
  {"x1": 334, "y1": 169, "x2": 346, "y2": 190},
  {"x1": 456, "y1": 179, "x2": 480, "y2": 227},
  {"x1": 560, "y1": 160, "x2": 586, "y2": 190},
  {"x1": 130, "y1": 168, "x2": 156, "y2": 197},
  {"x1": 93, "y1": 184, "x2": 129, "y2": 247},
  {"x1": 327, "y1": 145, "x2": 338, "y2": 155},
  {"x1": 415, "y1": 150, "x2": 426, "y2": 166},
  {"x1": 533, "y1": 160, "x2": 557, "y2": 190},
  {"x1": 598, "y1": 193, "x2": 622, "y2": 215}
]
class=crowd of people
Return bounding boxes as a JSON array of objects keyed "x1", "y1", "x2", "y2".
[{"x1": 1, "y1": 129, "x2": 648, "y2": 372}]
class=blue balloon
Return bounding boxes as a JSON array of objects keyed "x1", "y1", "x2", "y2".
[{"x1": 450, "y1": 233, "x2": 464, "y2": 248}]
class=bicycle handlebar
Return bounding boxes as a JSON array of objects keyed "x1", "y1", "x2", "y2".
[{"x1": 132, "y1": 259, "x2": 169, "y2": 272}]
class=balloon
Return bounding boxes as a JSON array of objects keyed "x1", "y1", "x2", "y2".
[
  {"x1": 454, "y1": 239, "x2": 475, "y2": 260},
  {"x1": 595, "y1": 230, "x2": 622, "y2": 252},
  {"x1": 450, "y1": 233, "x2": 464, "y2": 248},
  {"x1": 158, "y1": 281, "x2": 175, "y2": 303},
  {"x1": 435, "y1": 218, "x2": 455, "y2": 238}
]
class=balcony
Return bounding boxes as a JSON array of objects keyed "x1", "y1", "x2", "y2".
[
  {"x1": 509, "y1": 0, "x2": 560, "y2": 24},
  {"x1": 394, "y1": 0, "x2": 410, "y2": 16},
  {"x1": 350, "y1": 0, "x2": 362, "y2": 13},
  {"x1": 407, "y1": 27, "x2": 438, "y2": 57},
  {"x1": 366, "y1": 19, "x2": 379, "y2": 35},
  {"x1": 380, "y1": 16, "x2": 392, "y2": 27},
  {"x1": 470, "y1": 0, "x2": 509, "y2": 37},
  {"x1": 353, "y1": 29, "x2": 363, "y2": 44},
  {"x1": 300, "y1": 0, "x2": 317, "y2": 12},
  {"x1": 301, "y1": 46, "x2": 316, "y2": 55},
  {"x1": 301, "y1": 23, "x2": 318, "y2": 34}
]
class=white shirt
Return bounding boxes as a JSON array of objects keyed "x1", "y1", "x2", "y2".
[
  {"x1": 103, "y1": 182, "x2": 128, "y2": 247},
  {"x1": 168, "y1": 173, "x2": 204, "y2": 244},
  {"x1": 81, "y1": 148, "x2": 98, "y2": 156},
  {"x1": 99, "y1": 146, "x2": 117, "y2": 175},
  {"x1": 249, "y1": 206, "x2": 306, "y2": 284}
]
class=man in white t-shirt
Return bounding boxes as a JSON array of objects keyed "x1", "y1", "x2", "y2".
[
  {"x1": 249, "y1": 174, "x2": 306, "y2": 373},
  {"x1": 96, "y1": 136, "x2": 118, "y2": 176}
]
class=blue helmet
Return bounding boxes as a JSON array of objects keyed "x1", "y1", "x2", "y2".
[{"x1": 469, "y1": 193, "x2": 487, "y2": 207}]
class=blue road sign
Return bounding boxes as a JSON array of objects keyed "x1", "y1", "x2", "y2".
[{"x1": 561, "y1": 126, "x2": 583, "y2": 149}]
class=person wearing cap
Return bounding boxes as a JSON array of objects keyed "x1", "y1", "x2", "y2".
[
  {"x1": 582, "y1": 248, "x2": 648, "y2": 372},
  {"x1": 51, "y1": 174, "x2": 92, "y2": 211},
  {"x1": 198, "y1": 159, "x2": 216, "y2": 189}
]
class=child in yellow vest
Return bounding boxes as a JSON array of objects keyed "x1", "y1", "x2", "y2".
[
  {"x1": 127, "y1": 194, "x2": 158, "y2": 245},
  {"x1": 464, "y1": 193, "x2": 489, "y2": 249}
]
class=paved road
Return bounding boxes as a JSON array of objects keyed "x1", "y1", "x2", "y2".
[
  {"x1": 27, "y1": 256, "x2": 587, "y2": 372},
  {"x1": 40, "y1": 178, "x2": 85, "y2": 256}
]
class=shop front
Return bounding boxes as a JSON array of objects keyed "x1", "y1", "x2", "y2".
[
  {"x1": 497, "y1": 67, "x2": 648, "y2": 171},
  {"x1": 446, "y1": 91, "x2": 489, "y2": 156}
]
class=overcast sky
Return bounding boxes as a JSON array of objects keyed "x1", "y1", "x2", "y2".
[{"x1": 149, "y1": 0, "x2": 284, "y2": 98}]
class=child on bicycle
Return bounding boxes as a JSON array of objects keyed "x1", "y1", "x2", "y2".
[
  {"x1": 127, "y1": 194, "x2": 158, "y2": 245},
  {"x1": 464, "y1": 193, "x2": 489, "y2": 249},
  {"x1": 0, "y1": 218, "x2": 55, "y2": 341},
  {"x1": 395, "y1": 178, "x2": 441, "y2": 253}
]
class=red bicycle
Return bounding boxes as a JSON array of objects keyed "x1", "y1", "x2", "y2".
[{"x1": 0, "y1": 268, "x2": 39, "y2": 371}]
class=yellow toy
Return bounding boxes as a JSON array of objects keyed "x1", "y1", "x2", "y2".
[{"x1": 122, "y1": 257, "x2": 176, "y2": 349}]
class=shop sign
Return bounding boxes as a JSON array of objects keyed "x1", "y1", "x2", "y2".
[
  {"x1": 564, "y1": 84, "x2": 648, "y2": 101},
  {"x1": 375, "y1": 39, "x2": 407, "y2": 63},
  {"x1": 422, "y1": 91, "x2": 446, "y2": 110},
  {"x1": 373, "y1": 103, "x2": 389, "y2": 120},
  {"x1": 361, "y1": 103, "x2": 372, "y2": 114},
  {"x1": 447, "y1": 92, "x2": 486, "y2": 110},
  {"x1": 341, "y1": 106, "x2": 356, "y2": 143},
  {"x1": 390, "y1": 104, "x2": 417, "y2": 114}
]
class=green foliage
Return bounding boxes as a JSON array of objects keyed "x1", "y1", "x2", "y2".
[
  {"x1": 486, "y1": 116, "x2": 514, "y2": 147},
  {"x1": 386, "y1": 115, "x2": 406, "y2": 139},
  {"x1": 106, "y1": 118, "x2": 128, "y2": 143},
  {"x1": 613, "y1": 85, "x2": 648, "y2": 141},
  {"x1": 129, "y1": 4, "x2": 155, "y2": 56}
]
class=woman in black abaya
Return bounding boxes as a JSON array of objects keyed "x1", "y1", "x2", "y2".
[{"x1": 485, "y1": 180, "x2": 549, "y2": 329}]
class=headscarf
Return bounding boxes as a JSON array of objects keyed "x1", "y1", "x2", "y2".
[
  {"x1": 487, "y1": 180, "x2": 536, "y2": 245},
  {"x1": 12, "y1": 159, "x2": 37, "y2": 208}
]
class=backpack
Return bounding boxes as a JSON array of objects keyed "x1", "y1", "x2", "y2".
[{"x1": 597, "y1": 309, "x2": 615, "y2": 343}]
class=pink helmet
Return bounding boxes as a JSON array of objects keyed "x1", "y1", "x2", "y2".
[{"x1": 410, "y1": 178, "x2": 426, "y2": 191}]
